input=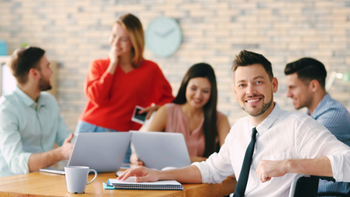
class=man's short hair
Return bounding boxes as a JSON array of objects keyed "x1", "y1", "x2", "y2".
[
  {"x1": 232, "y1": 50, "x2": 274, "y2": 80},
  {"x1": 8, "y1": 46, "x2": 45, "y2": 84},
  {"x1": 284, "y1": 57, "x2": 327, "y2": 89}
]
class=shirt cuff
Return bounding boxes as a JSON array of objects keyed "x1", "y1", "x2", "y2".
[
  {"x1": 192, "y1": 161, "x2": 212, "y2": 184},
  {"x1": 10, "y1": 152, "x2": 32, "y2": 175},
  {"x1": 327, "y1": 154, "x2": 343, "y2": 181}
]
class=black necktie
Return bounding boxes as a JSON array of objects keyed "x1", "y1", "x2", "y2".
[{"x1": 234, "y1": 127, "x2": 258, "y2": 197}]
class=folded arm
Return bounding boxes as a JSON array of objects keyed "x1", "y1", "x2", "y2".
[{"x1": 256, "y1": 157, "x2": 332, "y2": 183}]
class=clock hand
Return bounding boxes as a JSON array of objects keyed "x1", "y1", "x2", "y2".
[
  {"x1": 154, "y1": 28, "x2": 175, "y2": 38},
  {"x1": 155, "y1": 31, "x2": 164, "y2": 37},
  {"x1": 162, "y1": 28, "x2": 175, "y2": 37}
]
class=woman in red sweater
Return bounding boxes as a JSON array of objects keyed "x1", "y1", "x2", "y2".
[{"x1": 76, "y1": 13, "x2": 174, "y2": 163}]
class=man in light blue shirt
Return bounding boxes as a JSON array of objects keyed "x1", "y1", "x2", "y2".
[
  {"x1": 0, "y1": 46, "x2": 74, "y2": 177},
  {"x1": 285, "y1": 57, "x2": 350, "y2": 194}
]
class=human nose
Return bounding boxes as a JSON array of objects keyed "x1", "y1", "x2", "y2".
[
  {"x1": 286, "y1": 89, "x2": 292, "y2": 98},
  {"x1": 194, "y1": 90, "x2": 202, "y2": 98},
  {"x1": 246, "y1": 84, "x2": 256, "y2": 96}
]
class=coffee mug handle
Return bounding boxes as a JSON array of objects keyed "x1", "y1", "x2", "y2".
[{"x1": 86, "y1": 169, "x2": 97, "y2": 185}]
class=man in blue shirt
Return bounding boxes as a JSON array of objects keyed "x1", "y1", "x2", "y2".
[
  {"x1": 285, "y1": 57, "x2": 350, "y2": 194},
  {"x1": 0, "y1": 46, "x2": 74, "y2": 177}
]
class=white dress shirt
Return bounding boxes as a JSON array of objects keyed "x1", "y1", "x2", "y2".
[{"x1": 193, "y1": 103, "x2": 350, "y2": 197}]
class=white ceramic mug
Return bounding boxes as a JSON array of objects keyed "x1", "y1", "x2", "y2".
[{"x1": 65, "y1": 166, "x2": 97, "y2": 194}]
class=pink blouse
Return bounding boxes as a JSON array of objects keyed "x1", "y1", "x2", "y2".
[{"x1": 164, "y1": 103, "x2": 223, "y2": 157}]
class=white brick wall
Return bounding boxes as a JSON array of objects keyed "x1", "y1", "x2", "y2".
[{"x1": 0, "y1": 0, "x2": 349, "y2": 131}]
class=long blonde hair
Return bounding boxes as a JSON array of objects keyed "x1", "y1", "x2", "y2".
[{"x1": 116, "y1": 13, "x2": 144, "y2": 68}]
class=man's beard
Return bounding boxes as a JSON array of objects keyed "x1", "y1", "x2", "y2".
[
  {"x1": 39, "y1": 76, "x2": 52, "y2": 91},
  {"x1": 242, "y1": 93, "x2": 273, "y2": 117}
]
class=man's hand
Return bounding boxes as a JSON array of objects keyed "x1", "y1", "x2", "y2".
[
  {"x1": 139, "y1": 105, "x2": 160, "y2": 120},
  {"x1": 60, "y1": 133, "x2": 74, "y2": 160},
  {"x1": 118, "y1": 166, "x2": 160, "y2": 182},
  {"x1": 256, "y1": 160, "x2": 288, "y2": 183}
]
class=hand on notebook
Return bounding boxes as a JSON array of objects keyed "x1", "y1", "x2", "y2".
[{"x1": 118, "y1": 166, "x2": 159, "y2": 183}]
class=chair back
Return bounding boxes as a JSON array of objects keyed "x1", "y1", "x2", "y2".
[{"x1": 289, "y1": 174, "x2": 319, "y2": 197}]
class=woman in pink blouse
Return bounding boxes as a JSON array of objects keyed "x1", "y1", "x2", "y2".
[{"x1": 146, "y1": 63, "x2": 230, "y2": 162}]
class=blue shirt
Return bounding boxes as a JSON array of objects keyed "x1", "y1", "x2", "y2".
[
  {"x1": 0, "y1": 86, "x2": 72, "y2": 177},
  {"x1": 308, "y1": 93, "x2": 350, "y2": 194}
]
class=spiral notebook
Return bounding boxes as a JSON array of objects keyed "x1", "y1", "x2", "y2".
[{"x1": 107, "y1": 177, "x2": 184, "y2": 190}]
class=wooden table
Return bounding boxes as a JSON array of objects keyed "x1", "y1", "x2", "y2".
[{"x1": 0, "y1": 172, "x2": 236, "y2": 197}]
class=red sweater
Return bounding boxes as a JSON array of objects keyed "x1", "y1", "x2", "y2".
[{"x1": 79, "y1": 59, "x2": 174, "y2": 131}]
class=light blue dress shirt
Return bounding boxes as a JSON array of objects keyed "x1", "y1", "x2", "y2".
[
  {"x1": 0, "y1": 86, "x2": 72, "y2": 177},
  {"x1": 308, "y1": 93, "x2": 350, "y2": 194}
]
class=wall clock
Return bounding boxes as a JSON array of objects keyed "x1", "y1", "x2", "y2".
[{"x1": 145, "y1": 17, "x2": 182, "y2": 57}]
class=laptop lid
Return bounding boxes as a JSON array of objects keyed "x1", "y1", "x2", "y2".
[
  {"x1": 67, "y1": 132, "x2": 131, "y2": 172},
  {"x1": 131, "y1": 131, "x2": 191, "y2": 170}
]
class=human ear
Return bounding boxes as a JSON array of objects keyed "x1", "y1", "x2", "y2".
[
  {"x1": 272, "y1": 77, "x2": 278, "y2": 93},
  {"x1": 309, "y1": 79, "x2": 319, "y2": 92},
  {"x1": 28, "y1": 68, "x2": 40, "y2": 80}
]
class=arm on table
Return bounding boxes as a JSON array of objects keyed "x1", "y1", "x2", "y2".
[
  {"x1": 28, "y1": 133, "x2": 74, "y2": 172},
  {"x1": 118, "y1": 165, "x2": 202, "y2": 184}
]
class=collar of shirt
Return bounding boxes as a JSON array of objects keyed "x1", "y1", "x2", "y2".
[
  {"x1": 14, "y1": 86, "x2": 46, "y2": 110},
  {"x1": 251, "y1": 102, "x2": 282, "y2": 137},
  {"x1": 307, "y1": 93, "x2": 331, "y2": 118}
]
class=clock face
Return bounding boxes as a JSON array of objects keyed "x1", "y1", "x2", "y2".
[{"x1": 145, "y1": 17, "x2": 182, "y2": 57}]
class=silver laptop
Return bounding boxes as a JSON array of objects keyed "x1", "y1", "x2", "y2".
[
  {"x1": 131, "y1": 131, "x2": 191, "y2": 170},
  {"x1": 40, "y1": 132, "x2": 131, "y2": 174}
]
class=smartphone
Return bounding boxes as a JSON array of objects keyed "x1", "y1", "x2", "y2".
[{"x1": 131, "y1": 106, "x2": 147, "y2": 124}]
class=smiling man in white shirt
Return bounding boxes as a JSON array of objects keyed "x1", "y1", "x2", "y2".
[{"x1": 118, "y1": 50, "x2": 350, "y2": 197}]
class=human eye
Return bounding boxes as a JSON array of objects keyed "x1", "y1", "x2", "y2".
[
  {"x1": 121, "y1": 37, "x2": 129, "y2": 41},
  {"x1": 256, "y1": 81, "x2": 262, "y2": 84},
  {"x1": 238, "y1": 84, "x2": 245, "y2": 88}
]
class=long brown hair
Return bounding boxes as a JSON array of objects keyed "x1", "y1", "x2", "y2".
[
  {"x1": 173, "y1": 63, "x2": 218, "y2": 157},
  {"x1": 116, "y1": 13, "x2": 144, "y2": 68}
]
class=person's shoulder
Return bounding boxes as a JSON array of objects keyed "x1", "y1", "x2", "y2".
[
  {"x1": 141, "y1": 60, "x2": 161, "y2": 71},
  {"x1": 281, "y1": 109, "x2": 309, "y2": 122},
  {"x1": 0, "y1": 93, "x2": 17, "y2": 109},
  {"x1": 92, "y1": 58, "x2": 109, "y2": 64},
  {"x1": 0, "y1": 93, "x2": 23, "y2": 116},
  {"x1": 90, "y1": 58, "x2": 110, "y2": 68},
  {"x1": 324, "y1": 97, "x2": 349, "y2": 113},
  {"x1": 164, "y1": 103, "x2": 177, "y2": 108},
  {"x1": 163, "y1": 103, "x2": 179, "y2": 114},
  {"x1": 313, "y1": 97, "x2": 350, "y2": 121},
  {"x1": 216, "y1": 110, "x2": 228, "y2": 121},
  {"x1": 142, "y1": 59, "x2": 158, "y2": 66}
]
